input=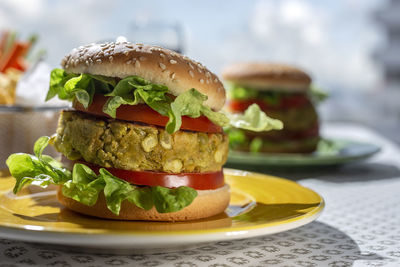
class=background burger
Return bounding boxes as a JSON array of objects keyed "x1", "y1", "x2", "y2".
[
  {"x1": 7, "y1": 43, "x2": 282, "y2": 221},
  {"x1": 222, "y1": 62, "x2": 324, "y2": 154}
]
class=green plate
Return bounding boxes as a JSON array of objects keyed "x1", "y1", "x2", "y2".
[{"x1": 226, "y1": 138, "x2": 381, "y2": 168}]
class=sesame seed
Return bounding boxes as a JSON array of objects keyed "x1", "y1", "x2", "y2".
[
  {"x1": 188, "y1": 63, "x2": 194, "y2": 69},
  {"x1": 159, "y1": 63, "x2": 166, "y2": 70},
  {"x1": 102, "y1": 46, "x2": 108, "y2": 51},
  {"x1": 200, "y1": 79, "x2": 204, "y2": 84},
  {"x1": 170, "y1": 72, "x2": 176, "y2": 79},
  {"x1": 139, "y1": 56, "x2": 146, "y2": 61},
  {"x1": 170, "y1": 59, "x2": 177, "y2": 64},
  {"x1": 160, "y1": 53, "x2": 165, "y2": 58},
  {"x1": 206, "y1": 72, "x2": 211, "y2": 78},
  {"x1": 126, "y1": 60, "x2": 132, "y2": 65},
  {"x1": 214, "y1": 78, "x2": 218, "y2": 83},
  {"x1": 189, "y1": 70, "x2": 194, "y2": 78},
  {"x1": 206, "y1": 79, "x2": 210, "y2": 84},
  {"x1": 124, "y1": 51, "x2": 129, "y2": 56},
  {"x1": 125, "y1": 44, "x2": 133, "y2": 48},
  {"x1": 135, "y1": 60, "x2": 141, "y2": 68},
  {"x1": 85, "y1": 60, "x2": 90, "y2": 66},
  {"x1": 109, "y1": 56, "x2": 114, "y2": 62},
  {"x1": 198, "y1": 68, "x2": 202, "y2": 74}
]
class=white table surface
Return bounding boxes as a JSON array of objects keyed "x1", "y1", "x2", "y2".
[{"x1": 1, "y1": 123, "x2": 400, "y2": 267}]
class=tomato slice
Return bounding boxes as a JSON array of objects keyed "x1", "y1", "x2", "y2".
[
  {"x1": 62, "y1": 157, "x2": 224, "y2": 190},
  {"x1": 73, "y1": 94, "x2": 223, "y2": 133},
  {"x1": 229, "y1": 99, "x2": 267, "y2": 113},
  {"x1": 229, "y1": 94, "x2": 311, "y2": 113}
]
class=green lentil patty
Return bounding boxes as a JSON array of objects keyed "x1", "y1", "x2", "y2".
[{"x1": 53, "y1": 110, "x2": 229, "y2": 173}]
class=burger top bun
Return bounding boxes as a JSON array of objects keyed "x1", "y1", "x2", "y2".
[
  {"x1": 222, "y1": 62, "x2": 312, "y2": 92},
  {"x1": 61, "y1": 42, "x2": 226, "y2": 111}
]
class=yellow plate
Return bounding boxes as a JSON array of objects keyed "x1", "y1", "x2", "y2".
[{"x1": 0, "y1": 169, "x2": 324, "y2": 252}]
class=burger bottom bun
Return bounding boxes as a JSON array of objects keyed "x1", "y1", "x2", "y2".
[{"x1": 57, "y1": 185, "x2": 230, "y2": 222}]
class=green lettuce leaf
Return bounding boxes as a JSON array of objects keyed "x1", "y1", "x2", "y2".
[
  {"x1": 152, "y1": 186, "x2": 198, "y2": 213},
  {"x1": 6, "y1": 137, "x2": 71, "y2": 194},
  {"x1": 102, "y1": 75, "x2": 171, "y2": 118},
  {"x1": 45, "y1": 68, "x2": 117, "y2": 108},
  {"x1": 63, "y1": 74, "x2": 95, "y2": 108},
  {"x1": 227, "y1": 83, "x2": 282, "y2": 105},
  {"x1": 250, "y1": 137, "x2": 263, "y2": 153},
  {"x1": 228, "y1": 81, "x2": 328, "y2": 105},
  {"x1": 309, "y1": 85, "x2": 329, "y2": 103},
  {"x1": 100, "y1": 168, "x2": 152, "y2": 214},
  {"x1": 46, "y1": 69, "x2": 79, "y2": 101},
  {"x1": 227, "y1": 83, "x2": 259, "y2": 100},
  {"x1": 166, "y1": 88, "x2": 230, "y2": 133},
  {"x1": 226, "y1": 104, "x2": 283, "y2": 132},
  {"x1": 62, "y1": 163, "x2": 104, "y2": 206},
  {"x1": 225, "y1": 128, "x2": 248, "y2": 148},
  {"x1": 6, "y1": 136, "x2": 197, "y2": 215}
]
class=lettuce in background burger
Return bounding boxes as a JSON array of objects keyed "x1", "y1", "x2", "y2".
[
  {"x1": 6, "y1": 43, "x2": 282, "y2": 221},
  {"x1": 222, "y1": 62, "x2": 326, "y2": 154}
]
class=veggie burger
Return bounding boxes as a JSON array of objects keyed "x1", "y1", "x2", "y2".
[
  {"x1": 223, "y1": 63, "x2": 321, "y2": 154},
  {"x1": 7, "y1": 42, "x2": 282, "y2": 221}
]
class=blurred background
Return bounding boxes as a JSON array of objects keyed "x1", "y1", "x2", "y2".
[{"x1": 0, "y1": 0, "x2": 399, "y2": 144}]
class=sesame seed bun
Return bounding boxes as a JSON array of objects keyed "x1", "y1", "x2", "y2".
[
  {"x1": 57, "y1": 184, "x2": 230, "y2": 221},
  {"x1": 61, "y1": 42, "x2": 226, "y2": 111},
  {"x1": 222, "y1": 63, "x2": 312, "y2": 92}
]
